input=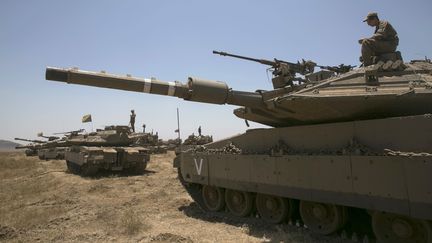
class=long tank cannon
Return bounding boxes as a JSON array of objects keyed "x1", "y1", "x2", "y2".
[
  {"x1": 46, "y1": 58, "x2": 432, "y2": 128},
  {"x1": 15, "y1": 137, "x2": 46, "y2": 144},
  {"x1": 46, "y1": 67, "x2": 264, "y2": 109},
  {"x1": 37, "y1": 132, "x2": 60, "y2": 141}
]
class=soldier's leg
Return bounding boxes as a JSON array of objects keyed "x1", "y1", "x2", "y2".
[
  {"x1": 361, "y1": 39, "x2": 375, "y2": 66},
  {"x1": 362, "y1": 39, "x2": 397, "y2": 66},
  {"x1": 373, "y1": 41, "x2": 397, "y2": 55}
]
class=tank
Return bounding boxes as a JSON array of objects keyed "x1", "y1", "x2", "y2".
[
  {"x1": 14, "y1": 138, "x2": 46, "y2": 156},
  {"x1": 163, "y1": 138, "x2": 182, "y2": 150},
  {"x1": 130, "y1": 131, "x2": 168, "y2": 154},
  {"x1": 46, "y1": 52, "x2": 432, "y2": 242},
  {"x1": 16, "y1": 135, "x2": 69, "y2": 160},
  {"x1": 178, "y1": 132, "x2": 213, "y2": 153},
  {"x1": 37, "y1": 147, "x2": 67, "y2": 160},
  {"x1": 61, "y1": 125, "x2": 150, "y2": 176}
]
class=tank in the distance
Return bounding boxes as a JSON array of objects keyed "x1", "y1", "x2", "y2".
[
  {"x1": 14, "y1": 138, "x2": 45, "y2": 156},
  {"x1": 46, "y1": 51, "x2": 432, "y2": 242},
  {"x1": 62, "y1": 125, "x2": 150, "y2": 176},
  {"x1": 177, "y1": 132, "x2": 213, "y2": 153},
  {"x1": 130, "y1": 131, "x2": 169, "y2": 154}
]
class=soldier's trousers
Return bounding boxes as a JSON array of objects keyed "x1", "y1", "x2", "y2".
[{"x1": 361, "y1": 39, "x2": 397, "y2": 66}]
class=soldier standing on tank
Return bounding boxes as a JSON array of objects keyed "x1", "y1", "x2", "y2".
[
  {"x1": 198, "y1": 126, "x2": 202, "y2": 136},
  {"x1": 358, "y1": 12, "x2": 399, "y2": 66},
  {"x1": 129, "y1": 110, "x2": 136, "y2": 133}
]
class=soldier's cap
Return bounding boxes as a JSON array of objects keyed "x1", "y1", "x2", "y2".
[
  {"x1": 363, "y1": 12, "x2": 378, "y2": 22},
  {"x1": 131, "y1": 109, "x2": 134, "y2": 112}
]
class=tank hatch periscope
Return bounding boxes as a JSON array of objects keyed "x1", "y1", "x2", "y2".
[{"x1": 46, "y1": 53, "x2": 432, "y2": 241}]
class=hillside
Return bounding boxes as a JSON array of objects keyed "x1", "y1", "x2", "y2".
[{"x1": 0, "y1": 140, "x2": 21, "y2": 152}]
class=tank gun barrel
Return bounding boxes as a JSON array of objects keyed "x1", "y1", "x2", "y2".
[
  {"x1": 38, "y1": 134, "x2": 60, "y2": 141},
  {"x1": 213, "y1": 50, "x2": 316, "y2": 76},
  {"x1": 46, "y1": 67, "x2": 264, "y2": 108},
  {"x1": 15, "y1": 144, "x2": 37, "y2": 149},
  {"x1": 317, "y1": 64, "x2": 356, "y2": 74},
  {"x1": 53, "y1": 128, "x2": 84, "y2": 135},
  {"x1": 14, "y1": 138, "x2": 46, "y2": 144},
  {"x1": 213, "y1": 50, "x2": 277, "y2": 66}
]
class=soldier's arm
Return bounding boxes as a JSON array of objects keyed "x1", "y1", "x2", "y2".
[{"x1": 371, "y1": 21, "x2": 388, "y2": 40}]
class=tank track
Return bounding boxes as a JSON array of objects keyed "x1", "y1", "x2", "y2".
[
  {"x1": 177, "y1": 168, "x2": 377, "y2": 242},
  {"x1": 177, "y1": 168, "x2": 208, "y2": 211}
]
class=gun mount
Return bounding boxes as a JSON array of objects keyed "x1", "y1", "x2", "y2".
[
  {"x1": 213, "y1": 50, "x2": 317, "y2": 88},
  {"x1": 317, "y1": 64, "x2": 356, "y2": 74}
]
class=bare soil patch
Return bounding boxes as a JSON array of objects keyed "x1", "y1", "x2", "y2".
[{"x1": 0, "y1": 151, "x2": 348, "y2": 242}]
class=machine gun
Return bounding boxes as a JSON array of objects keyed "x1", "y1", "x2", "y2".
[
  {"x1": 317, "y1": 64, "x2": 356, "y2": 74},
  {"x1": 213, "y1": 50, "x2": 317, "y2": 89},
  {"x1": 37, "y1": 132, "x2": 60, "y2": 141},
  {"x1": 54, "y1": 129, "x2": 85, "y2": 137},
  {"x1": 14, "y1": 137, "x2": 46, "y2": 144}
]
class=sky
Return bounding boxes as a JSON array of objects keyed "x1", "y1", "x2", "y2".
[{"x1": 1, "y1": 0, "x2": 431, "y2": 142}]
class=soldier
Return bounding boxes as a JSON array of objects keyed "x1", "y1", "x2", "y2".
[
  {"x1": 142, "y1": 124, "x2": 146, "y2": 133},
  {"x1": 198, "y1": 126, "x2": 202, "y2": 136},
  {"x1": 359, "y1": 12, "x2": 399, "y2": 66},
  {"x1": 129, "y1": 110, "x2": 136, "y2": 133}
]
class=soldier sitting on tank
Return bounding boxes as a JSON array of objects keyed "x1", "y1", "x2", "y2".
[{"x1": 358, "y1": 12, "x2": 399, "y2": 66}]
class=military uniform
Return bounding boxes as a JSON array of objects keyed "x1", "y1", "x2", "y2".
[
  {"x1": 361, "y1": 14, "x2": 399, "y2": 66},
  {"x1": 130, "y1": 111, "x2": 136, "y2": 132}
]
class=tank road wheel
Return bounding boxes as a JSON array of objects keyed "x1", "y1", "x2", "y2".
[
  {"x1": 202, "y1": 185, "x2": 225, "y2": 212},
  {"x1": 177, "y1": 168, "x2": 207, "y2": 210},
  {"x1": 256, "y1": 193, "x2": 293, "y2": 224},
  {"x1": 299, "y1": 201, "x2": 346, "y2": 235},
  {"x1": 372, "y1": 211, "x2": 432, "y2": 243},
  {"x1": 225, "y1": 189, "x2": 254, "y2": 217},
  {"x1": 128, "y1": 161, "x2": 147, "y2": 175},
  {"x1": 79, "y1": 164, "x2": 99, "y2": 177},
  {"x1": 66, "y1": 161, "x2": 79, "y2": 174}
]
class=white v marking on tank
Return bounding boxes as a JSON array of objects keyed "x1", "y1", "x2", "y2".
[{"x1": 194, "y1": 158, "x2": 203, "y2": 175}]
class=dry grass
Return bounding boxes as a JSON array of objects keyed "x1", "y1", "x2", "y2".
[
  {"x1": 120, "y1": 208, "x2": 149, "y2": 235},
  {"x1": 0, "y1": 151, "x2": 341, "y2": 243},
  {"x1": 0, "y1": 152, "x2": 39, "y2": 179}
]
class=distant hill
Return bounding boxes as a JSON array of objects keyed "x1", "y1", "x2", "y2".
[{"x1": 0, "y1": 140, "x2": 21, "y2": 151}]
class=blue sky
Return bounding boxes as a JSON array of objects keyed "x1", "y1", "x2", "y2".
[{"x1": 1, "y1": 0, "x2": 431, "y2": 141}]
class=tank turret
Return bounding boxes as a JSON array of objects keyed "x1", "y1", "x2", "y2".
[{"x1": 46, "y1": 55, "x2": 432, "y2": 127}]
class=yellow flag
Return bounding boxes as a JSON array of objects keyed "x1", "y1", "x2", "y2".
[{"x1": 82, "y1": 114, "x2": 92, "y2": 123}]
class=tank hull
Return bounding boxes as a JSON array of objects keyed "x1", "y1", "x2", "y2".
[
  {"x1": 66, "y1": 146, "x2": 150, "y2": 176},
  {"x1": 37, "y1": 147, "x2": 66, "y2": 160},
  {"x1": 176, "y1": 114, "x2": 432, "y2": 238}
]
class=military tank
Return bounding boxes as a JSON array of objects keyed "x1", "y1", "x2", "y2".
[
  {"x1": 16, "y1": 134, "x2": 70, "y2": 160},
  {"x1": 179, "y1": 132, "x2": 213, "y2": 153},
  {"x1": 14, "y1": 138, "x2": 46, "y2": 156},
  {"x1": 46, "y1": 51, "x2": 432, "y2": 242},
  {"x1": 61, "y1": 125, "x2": 150, "y2": 176},
  {"x1": 35, "y1": 132, "x2": 71, "y2": 160},
  {"x1": 130, "y1": 131, "x2": 168, "y2": 154}
]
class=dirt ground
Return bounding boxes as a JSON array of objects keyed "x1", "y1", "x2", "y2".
[{"x1": 0, "y1": 151, "x2": 352, "y2": 243}]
